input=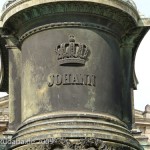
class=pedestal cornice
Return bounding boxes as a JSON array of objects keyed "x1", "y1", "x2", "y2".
[
  {"x1": 1, "y1": 0, "x2": 139, "y2": 24},
  {"x1": 0, "y1": 0, "x2": 139, "y2": 37}
]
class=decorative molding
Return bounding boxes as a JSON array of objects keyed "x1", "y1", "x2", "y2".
[
  {"x1": 44, "y1": 138, "x2": 111, "y2": 149},
  {"x1": 19, "y1": 22, "x2": 119, "y2": 43},
  {"x1": 11, "y1": 111, "x2": 139, "y2": 149},
  {"x1": 2, "y1": 0, "x2": 18, "y2": 11},
  {"x1": 1, "y1": 0, "x2": 139, "y2": 25},
  {"x1": 3, "y1": 2, "x2": 137, "y2": 36},
  {"x1": 2, "y1": 0, "x2": 138, "y2": 11},
  {"x1": 121, "y1": 0, "x2": 137, "y2": 9},
  {"x1": 17, "y1": 112, "x2": 127, "y2": 130},
  {"x1": 138, "y1": 18, "x2": 150, "y2": 27},
  {"x1": 2, "y1": 0, "x2": 31, "y2": 13},
  {"x1": 14, "y1": 138, "x2": 135, "y2": 150}
]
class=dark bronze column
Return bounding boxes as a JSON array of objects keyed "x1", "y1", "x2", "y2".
[{"x1": 0, "y1": 0, "x2": 149, "y2": 149}]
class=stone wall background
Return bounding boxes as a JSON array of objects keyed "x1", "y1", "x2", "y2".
[{"x1": 133, "y1": 105, "x2": 150, "y2": 150}]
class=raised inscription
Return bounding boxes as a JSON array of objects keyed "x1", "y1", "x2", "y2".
[{"x1": 48, "y1": 74, "x2": 96, "y2": 87}]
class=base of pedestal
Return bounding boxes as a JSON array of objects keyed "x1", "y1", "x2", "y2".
[
  {"x1": 12, "y1": 139, "x2": 139, "y2": 150},
  {"x1": 9, "y1": 112, "x2": 143, "y2": 150}
]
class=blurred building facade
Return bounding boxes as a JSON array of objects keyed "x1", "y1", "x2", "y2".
[
  {"x1": 133, "y1": 105, "x2": 150, "y2": 150},
  {"x1": 0, "y1": 96, "x2": 8, "y2": 149}
]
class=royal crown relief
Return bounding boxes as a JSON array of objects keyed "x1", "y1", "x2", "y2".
[
  {"x1": 55, "y1": 35, "x2": 89, "y2": 66},
  {"x1": 47, "y1": 35, "x2": 96, "y2": 87}
]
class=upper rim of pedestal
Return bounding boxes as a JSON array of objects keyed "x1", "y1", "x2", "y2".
[
  {"x1": 121, "y1": 0, "x2": 137, "y2": 9},
  {"x1": 0, "y1": 0, "x2": 140, "y2": 26},
  {"x1": 2, "y1": 0, "x2": 137, "y2": 11}
]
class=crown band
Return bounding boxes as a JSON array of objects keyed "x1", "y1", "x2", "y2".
[{"x1": 59, "y1": 58, "x2": 85, "y2": 65}]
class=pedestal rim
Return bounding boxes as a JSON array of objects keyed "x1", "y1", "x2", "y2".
[{"x1": 9, "y1": 112, "x2": 143, "y2": 150}]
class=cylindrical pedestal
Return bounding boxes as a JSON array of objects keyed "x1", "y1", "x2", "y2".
[
  {"x1": 17, "y1": 19, "x2": 140, "y2": 150},
  {"x1": 21, "y1": 25, "x2": 122, "y2": 121},
  {"x1": 1, "y1": 0, "x2": 146, "y2": 149}
]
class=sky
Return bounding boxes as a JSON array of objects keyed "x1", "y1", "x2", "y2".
[{"x1": 0, "y1": 0, "x2": 150, "y2": 111}]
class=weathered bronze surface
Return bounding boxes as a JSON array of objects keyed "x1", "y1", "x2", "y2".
[{"x1": 0, "y1": 0, "x2": 150, "y2": 149}]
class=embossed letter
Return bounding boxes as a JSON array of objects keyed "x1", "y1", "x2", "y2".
[
  {"x1": 55, "y1": 74, "x2": 62, "y2": 85},
  {"x1": 48, "y1": 75, "x2": 54, "y2": 87},
  {"x1": 63, "y1": 74, "x2": 70, "y2": 85}
]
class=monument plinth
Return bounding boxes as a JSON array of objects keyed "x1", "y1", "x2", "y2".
[{"x1": 0, "y1": 0, "x2": 149, "y2": 149}]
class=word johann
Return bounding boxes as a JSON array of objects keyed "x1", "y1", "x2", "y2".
[{"x1": 48, "y1": 74, "x2": 96, "y2": 87}]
